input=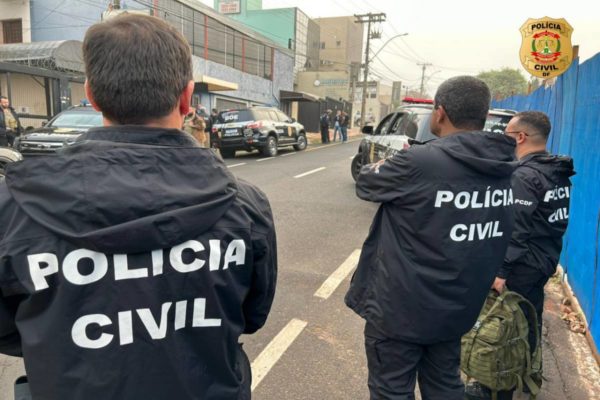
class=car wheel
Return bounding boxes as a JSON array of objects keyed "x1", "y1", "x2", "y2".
[
  {"x1": 262, "y1": 136, "x2": 278, "y2": 157},
  {"x1": 351, "y1": 153, "x2": 363, "y2": 182},
  {"x1": 220, "y1": 149, "x2": 236, "y2": 158},
  {"x1": 293, "y1": 134, "x2": 307, "y2": 151}
]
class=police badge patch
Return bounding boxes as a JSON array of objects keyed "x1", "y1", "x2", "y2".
[{"x1": 519, "y1": 17, "x2": 574, "y2": 79}]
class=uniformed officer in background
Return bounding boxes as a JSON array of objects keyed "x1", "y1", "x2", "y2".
[
  {"x1": 0, "y1": 14, "x2": 277, "y2": 400},
  {"x1": 466, "y1": 111, "x2": 575, "y2": 400},
  {"x1": 346, "y1": 76, "x2": 518, "y2": 399}
]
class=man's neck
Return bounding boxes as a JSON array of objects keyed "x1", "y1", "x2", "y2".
[{"x1": 102, "y1": 113, "x2": 184, "y2": 130}]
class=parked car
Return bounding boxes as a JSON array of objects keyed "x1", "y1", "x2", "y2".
[
  {"x1": 15, "y1": 105, "x2": 102, "y2": 157},
  {"x1": 350, "y1": 105, "x2": 516, "y2": 181},
  {"x1": 212, "y1": 107, "x2": 307, "y2": 158},
  {"x1": 0, "y1": 147, "x2": 23, "y2": 178}
]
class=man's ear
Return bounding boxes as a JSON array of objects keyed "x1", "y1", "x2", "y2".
[
  {"x1": 179, "y1": 80, "x2": 195, "y2": 116},
  {"x1": 84, "y1": 80, "x2": 102, "y2": 112},
  {"x1": 434, "y1": 105, "x2": 446, "y2": 125}
]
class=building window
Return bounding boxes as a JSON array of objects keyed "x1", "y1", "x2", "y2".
[
  {"x1": 336, "y1": 40, "x2": 341, "y2": 47},
  {"x1": 320, "y1": 42, "x2": 326, "y2": 49},
  {"x1": 2, "y1": 19, "x2": 23, "y2": 44}
]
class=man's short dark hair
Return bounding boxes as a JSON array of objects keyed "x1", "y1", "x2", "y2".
[
  {"x1": 83, "y1": 14, "x2": 193, "y2": 125},
  {"x1": 0, "y1": 96, "x2": 7, "y2": 100},
  {"x1": 513, "y1": 111, "x2": 551, "y2": 141},
  {"x1": 434, "y1": 76, "x2": 491, "y2": 130}
]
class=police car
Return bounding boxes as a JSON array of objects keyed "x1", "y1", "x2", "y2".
[
  {"x1": 350, "y1": 105, "x2": 516, "y2": 181},
  {"x1": 213, "y1": 106, "x2": 307, "y2": 158}
]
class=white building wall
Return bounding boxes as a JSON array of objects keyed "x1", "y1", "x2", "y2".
[{"x1": 0, "y1": 0, "x2": 32, "y2": 43}]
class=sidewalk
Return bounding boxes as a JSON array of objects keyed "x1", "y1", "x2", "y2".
[
  {"x1": 516, "y1": 276, "x2": 600, "y2": 400},
  {"x1": 306, "y1": 127, "x2": 362, "y2": 145}
]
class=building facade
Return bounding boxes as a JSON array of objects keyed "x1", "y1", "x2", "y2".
[
  {"x1": 213, "y1": 0, "x2": 320, "y2": 77},
  {"x1": 295, "y1": 16, "x2": 363, "y2": 102},
  {"x1": 0, "y1": 0, "x2": 31, "y2": 44},
  {"x1": 353, "y1": 81, "x2": 393, "y2": 124},
  {"x1": 1, "y1": 0, "x2": 295, "y2": 114}
]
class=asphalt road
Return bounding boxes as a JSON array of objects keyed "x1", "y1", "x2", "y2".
[{"x1": 222, "y1": 140, "x2": 376, "y2": 399}]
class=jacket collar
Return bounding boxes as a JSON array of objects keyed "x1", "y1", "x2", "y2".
[
  {"x1": 520, "y1": 150, "x2": 549, "y2": 164},
  {"x1": 77, "y1": 125, "x2": 198, "y2": 147}
]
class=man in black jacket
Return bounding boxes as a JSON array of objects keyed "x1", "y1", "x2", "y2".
[
  {"x1": 320, "y1": 109, "x2": 331, "y2": 143},
  {"x1": 345, "y1": 76, "x2": 517, "y2": 399},
  {"x1": 466, "y1": 111, "x2": 575, "y2": 400},
  {"x1": 0, "y1": 15, "x2": 277, "y2": 400}
]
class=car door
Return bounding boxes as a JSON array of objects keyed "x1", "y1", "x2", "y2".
[
  {"x1": 275, "y1": 110, "x2": 295, "y2": 144},
  {"x1": 384, "y1": 111, "x2": 420, "y2": 158},
  {"x1": 368, "y1": 113, "x2": 399, "y2": 163},
  {"x1": 267, "y1": 110, "x2": 286, "y2": 142}
]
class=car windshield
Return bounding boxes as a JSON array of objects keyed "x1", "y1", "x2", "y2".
[
  {"x1": 218, "y1": 110, "x2": 254, "y2": 123},
  {"x1": 49, "y1": 110, "x2": 103, "y2": 129},
  {"x1": 484, "y1": 114, "x2": 513, "y2": 134}
]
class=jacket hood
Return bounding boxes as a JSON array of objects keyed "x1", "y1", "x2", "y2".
[
  {"x1": 434, "y1": 131, "x2": 517, "y2": 178},
  {"x1": 4, "y1": 126, "x2": 238, "y2": 253},
  {"x1": 521, "y1": 152, "x2": 576, "y2": 180}
]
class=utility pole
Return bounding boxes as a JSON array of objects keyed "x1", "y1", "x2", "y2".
[
  {"x1": 418, "y1": 62, "x2": 432, "y2": 97},
  {"x1": 355, "y1": 12, "x2": 386, "y2": 127}
]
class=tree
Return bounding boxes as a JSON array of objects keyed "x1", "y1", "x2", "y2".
[{"x1": 476, "y1": 68, "x2": 528, "y2": 100}]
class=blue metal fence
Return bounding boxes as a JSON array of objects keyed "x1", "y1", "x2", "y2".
[{"x1": 493, "y1": 54, "x2": 600, "y2": 347}]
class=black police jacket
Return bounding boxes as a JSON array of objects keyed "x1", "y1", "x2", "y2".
[
  {"x1": 498, "y1": 151, "x2": 575, "y2": 280},
  {"x1": 345, "y1": 131, "x2": 517, "y2": 344},
  {"x1": 0, "y1": 126, "x2": 277, "y2": 400}
]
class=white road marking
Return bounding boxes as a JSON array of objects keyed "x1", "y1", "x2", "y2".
[
  {"x1": 349, "y1": 156, "x2": 354, "y2": 159},
  {"x1": 293, "y1": 167, "x2": 326, "y2": 179},
  {"x1": 280, "y1": 152, "x2": 297, "y2": 157},
  {"x1": 314, "y1": 249, "x2": 361, "y2": 299},
  {"x1": 227, "y1": 163, "x2": 246, "y2": 168},
  {"x1": 251, "y1": 318, "x2": 308, "y2": 391},
  {"x1": 257, "y1": 157, "x2": 276, "y2": 162}
]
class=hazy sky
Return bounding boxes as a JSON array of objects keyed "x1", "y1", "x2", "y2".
[{"x1": 199, "y1": 0, "x2": 600, "y2": 95}]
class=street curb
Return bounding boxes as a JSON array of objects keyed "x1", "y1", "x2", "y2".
[{"x1": 556, "y1": 265, "x2": 600, "y2": 368}]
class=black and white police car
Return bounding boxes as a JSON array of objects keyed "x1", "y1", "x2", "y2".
[
  {"x1": 351, "y1": 104, "x2": 516, "y2": 181},
  {"x1": 213, "y1": 106, "x2": 307, "y2": 158}
]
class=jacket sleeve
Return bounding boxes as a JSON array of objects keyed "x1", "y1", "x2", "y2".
[
  {"x1": 498, "y1": 168, "x2": 541, "y2": 279},
  {"x1": 0, "y1": 293, "x2": 22, "y2": 357},
  {"x1": 356, "y1": 149, "x2": 415, "y2": 203},
  {"x1": 243, "y1": 213, "x2": 277, "y2": 335}
]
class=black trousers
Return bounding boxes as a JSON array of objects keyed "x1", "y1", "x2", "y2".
[
  {"x1": 507, "y1": 266, "x2": 548, "y2": 354},
  {"x1": 364, "y1": 323, "x2": 464, "y2": 400},
  {"x1": 320, "y1": 127, "x2": 330, "y2": 143}
]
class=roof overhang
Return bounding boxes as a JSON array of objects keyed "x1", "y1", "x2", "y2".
[
  {"x1": 280, "y1": 90, "x2": 321, "y2": 102},
  {"x1": 195, "y1": 75, "x2": 238, "y2": 91}
]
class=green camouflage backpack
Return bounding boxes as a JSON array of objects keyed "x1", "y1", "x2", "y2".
[{"x1": 461, "y1": 290, "x2": 542, "y2": 400}]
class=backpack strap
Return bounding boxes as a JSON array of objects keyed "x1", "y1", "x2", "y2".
[{"x1": 503, "y1": 291, "x2": 542, "y2": 398}]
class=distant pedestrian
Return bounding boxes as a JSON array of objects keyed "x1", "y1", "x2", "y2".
[
  {"x1": 320, "y1": 109, "x2": 331, "y2": 144},
  {"x1": 189, "y1": 104, "x2": 208, "y2": 147},
  {"x1": 209, "y1": 108, "x2": 219, "y2": 149},
  {"x1": 340, "y1": 111, "x2": 349, "y2": 142},
  {"x1": 333, "y1": 110, "x2": 342, "y2": 142},
  {"x1": 0, "y1": 96, "x2": 22, "y2": 147}
]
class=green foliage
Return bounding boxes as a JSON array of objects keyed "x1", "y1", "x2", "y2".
[{"x1": 476, "y1": 68, "x2": 528, "y2": 100}]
